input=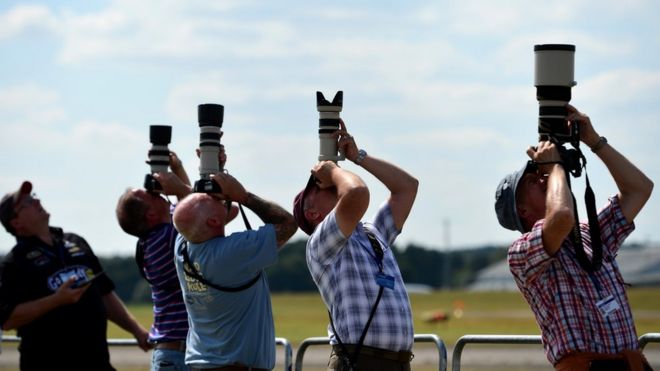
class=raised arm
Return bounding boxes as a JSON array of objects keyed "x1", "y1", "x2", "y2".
[
  {"x1": 336, "y1": 120, "x2": 418, "y2": 231},
  {"x1": 567, "y1": 104, "x2": 653, "y2": 223},
  {"x1": 312, "y1": 161, "x2": 369, "y2": 237},
  {"x1": 211, "y1": 173, "x2": 298, "y2": 247}
]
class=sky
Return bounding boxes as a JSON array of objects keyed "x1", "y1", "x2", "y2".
[{"x1": 1, "y1": 0, "x2": 659, "y2": 256}]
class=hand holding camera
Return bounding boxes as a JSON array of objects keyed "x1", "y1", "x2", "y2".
[
  {"x1": 311, "y1": 161, "x2": 340, "y2": 189},
  {"x1": 335, "y1": 119, "x2": 359, "y2": 162},
  {"x1": 210, "y1": 172, "x2": 248, "y2": 204}
]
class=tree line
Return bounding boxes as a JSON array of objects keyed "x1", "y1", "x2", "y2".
[{"x1": 101, "y1": 239, "x2": 507, "y2": 303}]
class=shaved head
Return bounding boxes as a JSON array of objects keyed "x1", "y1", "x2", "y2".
[{"x1": 173, "y1": 193, "x2": 227, "y2": 243}]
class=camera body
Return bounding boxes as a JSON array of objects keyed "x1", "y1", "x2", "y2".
[
  {"x1": 144, "y1": 125, "x2": 172, "y2": 192},
  {"x1": 193, "y1": 103, "x2": 224, "y2": 193},
  {"x1": 535, "y1": 44, "x2": 581, "y2": 176},
  {"x1": 317, "y1": 91, "x2": 345, "y2": 162}
]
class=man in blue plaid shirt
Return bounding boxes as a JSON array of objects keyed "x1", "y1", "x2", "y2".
[{"x1": 293, "y1": 120, "x2": 418, "y2": 371}]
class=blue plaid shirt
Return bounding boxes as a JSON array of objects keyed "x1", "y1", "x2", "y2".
[{"x1": 306, "y1": 202, "x2": 414, "y2": 351}]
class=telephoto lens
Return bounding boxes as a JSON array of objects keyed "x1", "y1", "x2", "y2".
[
  {"x1": 193, "y1": 103, "x2": 224, "y2": 193},
  {"x1": 534, "y1": 44, "x2": 576, "y2": 144},
  {"x1": 144, "y1": 125, "x2": 172, "y2": 192},
  {"x1": 317, "y1": 91, "x2": 345, "y2": 162}
]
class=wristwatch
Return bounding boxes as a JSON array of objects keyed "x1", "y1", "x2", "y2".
[{"x1": 355, "y1": 149, "x2": 367, "y2": 165}]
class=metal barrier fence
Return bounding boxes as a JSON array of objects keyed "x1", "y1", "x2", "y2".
[
  {"x1": 639, "y1": 333, "x2": 660, "y2": 350},
  {"x1": 1, "y1": 335, "x2": 293, "y2": 371},
  {"x1": 451, "y1": 334, "x2": 541, "y2": 371},
  {"x1": 294, "y1": 334, "x2": 447, "y2": 371},
  {"x1": 451, "y1": 333, "x2": 660, "y2": 371}
]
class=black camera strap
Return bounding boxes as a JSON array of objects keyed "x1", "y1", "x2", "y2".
[
  {"x1": 564, "y1": 149, "x2": 603, "y2": 272},
  {"x1": 180, "y1": 240, "x2": 262, "y2": 292},
  {"x1": 328, "y1": 228, "x2": 385, "y2": 371}
]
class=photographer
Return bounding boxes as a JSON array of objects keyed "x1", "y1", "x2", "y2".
[
  {"x1": 0, "y1": 181, "x2": 150, "y2": 371},
  {"x1": 494, "y1": 104, "x2": 654, "y2": 370},
  {"x1": 292, "y1": 120, "x2": 418, "y2": 371},
  {"x1": 172, "y1": 172, "x2": 297, "y2": 371},
  {"x1": 116, "y1": 151, "x2": 193, "y2": 371}
]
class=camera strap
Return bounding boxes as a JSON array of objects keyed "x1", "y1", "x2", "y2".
[
  {"x1": 180, "y1": 240, "x2": 262, "y2": 293},
  {"x1": 328, "y1": 228, "x2": 386, "y2": 371},
  {"x1": 564, "y1": 150, "x2": 603, "y2": 272}
]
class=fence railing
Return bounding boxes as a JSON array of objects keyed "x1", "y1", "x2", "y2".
[
  {"x1": 4, "y1": 332, "x2": 659, "y2": 371},
  {"x1": 451, "y1": 334, "x2": 542, "y2": 371},
  {"x1": 1, "y1": 335, "x2": 293, "y2": 371},
  {"x1": 451, "y1": 333, "x2": 660, "y2": 371},
  {"x1": 639, "y1": 333, "x2": 660, "y2": 350},
  {"x1": 294, "y1": 333, "x2": 447, "y2": 371}
]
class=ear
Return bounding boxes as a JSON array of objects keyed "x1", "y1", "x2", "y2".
[
  {"x1": 207, "y1": 216, "x2": 222, "y2": 228},
  {"x1": 145, "y1": 209, "x2": 159, "y2": 225},
  {"x1": 304, "y1": 208, "x2": 320, "y2": 225},
  {"x1": 516, "y1": 206, "x2": 529, "y2": 230},
  {"x1": 9, "y1": 218, "x2": 22, "y2": 232}
]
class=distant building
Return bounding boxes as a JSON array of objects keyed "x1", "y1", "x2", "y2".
[{"x1": 469, "y1": 244, "x2": 660, "y2": 291}]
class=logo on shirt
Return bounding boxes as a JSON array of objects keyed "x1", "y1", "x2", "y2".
[
  {"x1": 47, "y1": 266, "x2": 94, "y2": 291},
  {"x1": 183, "y1": 262, "x2": 208, "y2": 293},
  {"x1": 64, "y1": 241, "x2": 86, "y2": 257}
]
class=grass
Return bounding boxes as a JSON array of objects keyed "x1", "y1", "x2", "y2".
[
  {"x1": 106, "y1": 288, "x2": 660, "y2": 346},
  {"x1": 3, "y1": 289, "x2": 658, "y2": 371}
]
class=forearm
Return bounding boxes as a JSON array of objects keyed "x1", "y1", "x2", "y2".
[
  {"x1": 102, "y1": 292, "x2": 143, "y2": 335},
  {"x1": 353, "y1": 154, "x2": 418, "y2": 230},
  {"x1": 356, "y1": 154, "x2": 418, "y2": 196},
  {"x1": 171, "y1": 164, "x2": 191, "y2": 188},
  {"x1": 2, "y1": 295, "x2": 64, "y2": 330},
  {"x1": 542, "y1": 164, "x2": 575, "y2": 255},
  {"x1": 243, "y1": 193, "x2": 297, "y2": 246},
  {"x1": 592, "y1": 142, "x2": 653, "y2": 221}
]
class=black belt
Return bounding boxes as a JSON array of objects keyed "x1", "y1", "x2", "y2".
[{"x1": 332, "y1": 344, "x2": 413, "y2": 363}]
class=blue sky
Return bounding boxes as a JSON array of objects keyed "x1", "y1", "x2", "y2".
[{"x1": 1, "y1": 0, "x2": 658, "y2": 256}]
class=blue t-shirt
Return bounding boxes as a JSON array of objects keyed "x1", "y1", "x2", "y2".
[{"x1": 174, "y1": 224, "x2": 278, "y2": 369}]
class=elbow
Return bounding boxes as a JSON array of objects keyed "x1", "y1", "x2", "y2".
[
  {"x1": 642, "y1": 178, "x2": 654, "y2": 202},
  {"x1": 552, "y1": 205, "x2": 576, "y2": 232}
]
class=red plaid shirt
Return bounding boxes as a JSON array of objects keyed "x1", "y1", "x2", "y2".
[{"x1": 508, "y1": 195, "x2": 639, "y2": 365}]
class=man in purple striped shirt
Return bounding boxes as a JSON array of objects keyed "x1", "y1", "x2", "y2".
[
  {"x1": 495, "y1": 105, "x2": 654, "y2": 371},
  {"x1": 116, "y1": 152, "x2": 193, "y2": 371}
]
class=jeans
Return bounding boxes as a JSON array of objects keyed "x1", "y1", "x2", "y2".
[{"x1": 152, "y1": 348, "x2": 189, "y2": 371}]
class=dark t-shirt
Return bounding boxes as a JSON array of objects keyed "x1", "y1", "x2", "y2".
[{"x1": 0, "y1": 227, "x2": 116, "y2": 370}]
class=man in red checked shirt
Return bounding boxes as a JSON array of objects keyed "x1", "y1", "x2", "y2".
[{"x1": 495, "y1": 105, "x2": 654, "y2": 371}]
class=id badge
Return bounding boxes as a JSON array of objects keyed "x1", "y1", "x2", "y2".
[
  {"x1": 595, "y1": 295, "x2": 620, "y2": 318},
  {"x1": 375, "y1": 273, "x2": 395, "y2": 290}
]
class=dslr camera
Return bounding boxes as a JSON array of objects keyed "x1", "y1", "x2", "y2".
[
  {"x1": 193, "y1": 103, "x2": 224, "y2": 193},
  {"x1": 317, "y1": 91, "x2": 345, "y2": 162},
  {"x1": 534, "y1": 44, "x2": 581, "y2": 176},
  {"x1": 144, "y1": 125, "x2": 172, "y2": 192}
]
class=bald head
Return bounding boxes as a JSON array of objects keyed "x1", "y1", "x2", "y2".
[{"x1": 173, "y1": 193, "x2": 227, "y2": 243}]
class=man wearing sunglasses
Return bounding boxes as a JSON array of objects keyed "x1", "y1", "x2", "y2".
[
  {"x1": 494, "y1": 105, "x2": 654, "y2": 370},
  {"x1": 0, "y1": 181, "x2": 150, "y2": 371}
]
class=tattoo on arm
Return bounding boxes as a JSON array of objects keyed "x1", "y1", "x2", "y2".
[{"x1": 243, "y1": 192, "x2": 297, "y2": 246}]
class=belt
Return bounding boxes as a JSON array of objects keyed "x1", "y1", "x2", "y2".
[
  {"x1": 190, "y1": 367, "x2": 268, "y2": 371},
  {"x1": 154, "y1": 340, "x2": 186, "y2": 352},
  {"x1": 332, "y1": 344, "x2": 414, "y2": 363},
  {"x1": 555, "y1": 350, "x2": 652, "y2": 371}
]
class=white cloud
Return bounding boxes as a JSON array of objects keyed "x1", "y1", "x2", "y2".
[{"x1": 0, "y1": 5, "x2": 57, "y2": 40}]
